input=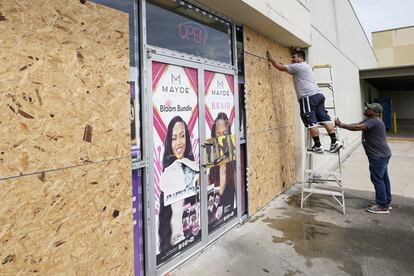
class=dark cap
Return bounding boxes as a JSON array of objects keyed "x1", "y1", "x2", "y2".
[{"x1": 365, "y1": 103, "x2": 383, "y2": 113}]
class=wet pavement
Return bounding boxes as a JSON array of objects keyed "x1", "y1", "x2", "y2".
[
  {"x1": 171, "y1": 187, "x2": 414, "y2": 276},
  {"x1": 172, "y1": 141, "x2": 414, "y2": 276}
]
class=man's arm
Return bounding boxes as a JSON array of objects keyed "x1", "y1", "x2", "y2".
[
  {"x1": 335, "y1": 119, "x2": 368, "y2": 131},
  {"x1": 266, "y1": 50, "x2": 288, "y2": 72}
]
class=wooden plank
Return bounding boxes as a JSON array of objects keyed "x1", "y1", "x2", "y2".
[
  {"x1": 0, "y1": 1, "x2": 134, "y2": 274},
  {"x1": 0, "y1": 159, "x2": 133, "y2": 275},
  {"x1": 0, "y1": 0, "x2": 130, "y2": 178},
  {"x1": 243, "y1": 26, "x2": 297, "y2": 215}
]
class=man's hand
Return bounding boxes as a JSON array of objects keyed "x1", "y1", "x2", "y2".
[
  {"x1": 334, "y1": 118, "x2": 342, "y2": 127},
  {"x1": 266, "y1": 50, "x2": 272, "y2": 61},
  {"x1": 266, "y1": 50, "x2": 288, "y2": 72},
  {"x1": 335, "y1": 119, "x2": 367, "y2": 131}
]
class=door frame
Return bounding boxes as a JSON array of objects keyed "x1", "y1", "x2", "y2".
[{"x1": 143, "y1": 47, "x2": 242, "y2": 275}]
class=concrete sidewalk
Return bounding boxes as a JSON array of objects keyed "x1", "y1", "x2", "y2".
[
  {"x1": 342, "y1": 140, "x2": 414, "y2": 197},
  {"x1": 171, "y1": 141, "x2": 414, "y2": 276}
]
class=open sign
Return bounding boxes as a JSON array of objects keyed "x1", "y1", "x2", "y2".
[{"x1": 178, "y1": 22, "x2": 208, "y2": 45}]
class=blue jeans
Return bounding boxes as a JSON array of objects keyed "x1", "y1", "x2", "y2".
[{"x1": 368, "y1": 156, "x2": 391, "y2": 208}]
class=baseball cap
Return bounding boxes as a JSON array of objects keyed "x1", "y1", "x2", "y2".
[{"x1": 365, "y1": 103, "x2": 383, "y2": 113}]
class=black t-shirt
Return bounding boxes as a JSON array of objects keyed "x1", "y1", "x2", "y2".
[{"x1": 362, "y1": 117, "x2": 391, "y2": 157}]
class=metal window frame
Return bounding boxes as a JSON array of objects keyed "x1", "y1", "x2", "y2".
[
  {"x1": 144, "y1": 0, "x2": 234, "y2": 69},
  {"x1": 145, "y1": 51, "x2": 242, "y2": 276},
  {"x1": 140, "y1": 1, "x2": 243, "y2": 275}
]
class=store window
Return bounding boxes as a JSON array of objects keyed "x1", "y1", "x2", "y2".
[{"x1": 146, "y1": 0, "x2": 232, "y2": 64}]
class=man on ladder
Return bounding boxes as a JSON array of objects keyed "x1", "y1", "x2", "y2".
[{"x1": 266, "y1": 49, "x2": 342, "y2": 153}]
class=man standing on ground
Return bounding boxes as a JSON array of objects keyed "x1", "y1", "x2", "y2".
[
  {"x1": 266, "y1": 49, "x2": 342, "y2": 153},
  {"x1": 335, "y1": 103, "x2": 392, "y2": 214}
]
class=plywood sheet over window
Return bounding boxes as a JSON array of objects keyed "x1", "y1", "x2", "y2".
[
  {"x1": 0, "y1": 0, "x2": 130, "y2": 178},
  {"x1": 243, "y1": 27, "x2": 297, "y2": 215},
  {"x1": 0, "y1": 159, "x2": 133, "y2": 274},
  {"x1": 0, "y1": 1, "x2": 133, "y2": 274}
]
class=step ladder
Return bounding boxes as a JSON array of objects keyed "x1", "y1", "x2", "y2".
[{"x1": 300, "y1": 64, "x2": 345, "y2": 215}]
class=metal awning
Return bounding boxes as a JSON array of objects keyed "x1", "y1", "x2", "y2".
[{"x1": 360, "y1": 65, "x2": 414, "y2": 91}]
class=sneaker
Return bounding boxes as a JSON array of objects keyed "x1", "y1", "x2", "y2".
[
  {"x1": 328, "y1": 141, "x2": 343, "y2": 153},
  {"x1": 365, "y1": 204, "x2": 390, "y2": 214},
  {"x1": 368, "y1": 201, "x2": 392, "y2": 210},
  {"x1": 308, "y1": 144, "x2": 324, "y2": 153}
]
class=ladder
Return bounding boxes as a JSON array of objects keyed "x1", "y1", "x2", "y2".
[{"x1": 300, "y1": 64, "x2": 345, "y2": 215}]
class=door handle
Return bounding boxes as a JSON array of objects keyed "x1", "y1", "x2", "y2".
[
  {"x1": 201, "y1": 163, "x2": 214, "y2": 168},
  {"x1": 202, "y1": 154, "x2": 227, "y2": 168},
  {"x1": 201, "y1": 142, "x2": 213, "y2": 148}
]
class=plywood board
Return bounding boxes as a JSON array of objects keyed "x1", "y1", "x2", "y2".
[
  {"x1": 247, "y1": 127, "x2": 296, "y2": 214},
  {"x1": 0, "y1": 159, "x2": 133, "y2": 275},
  {"x1": 243, "y1": 26, "x2": 297, "y2": 215},
  {"x1": 0, "y1": 0, "x2": 130, "y2": 178}
]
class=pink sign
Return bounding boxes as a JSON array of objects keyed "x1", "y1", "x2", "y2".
[
  {"x1": 204, "y1": 71, "x2": 237, "y2": 234},
  {"x1": 152, "y1": 61, "x2": 201, "y2": 265}
]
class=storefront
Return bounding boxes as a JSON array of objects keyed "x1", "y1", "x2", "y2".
[
  {"x1": 2, "y1": 0, "x2": 377, "y2": 275},
  {"x1": 122, "y1": 0, "x2": 247, "y2": 274}
]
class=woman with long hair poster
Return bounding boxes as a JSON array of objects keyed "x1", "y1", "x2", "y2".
[{"x1": 157, "y1": 116, "x2": 200, "y2": 263}]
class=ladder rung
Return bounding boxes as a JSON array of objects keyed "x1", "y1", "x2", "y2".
[
  {"x1": 305, "y1": 169, "x2": 341, "y2": 177},
  {"x1": 306, "y1": 150, "x2": 332, "y2": 155},
  {"x1": 313, "y1": 64, "x2": 332, "y2": 69},
  {"x1": 306, "y1": 150, "x2": 341, "y2": 155},
  {"x1": 317, "y1": 81, "x2": 333, "y2": 88},
  {"x1": 306, "y1": 151, "x2": 324, "y2": 155},
  {"x1": 308, "y1": 179, "x2": 341, "y2": 183},
  {"x1": 302, "y1": 187, "x2": 343, "y2": 197}
]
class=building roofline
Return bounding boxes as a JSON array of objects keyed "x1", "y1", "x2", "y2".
[{"x1": 372, "y1": 25, "x2": 414, "y2": 34}]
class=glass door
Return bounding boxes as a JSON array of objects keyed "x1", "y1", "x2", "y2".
[
  {"x1": 151, "y1": 60, "x2": 202, "y2": 266},
  {"x1": 146, "y1": 54, "x2": 240, "y2": 275},
  {"x1": 203, "y1": 71, "x2": 238, "y2": 234}
]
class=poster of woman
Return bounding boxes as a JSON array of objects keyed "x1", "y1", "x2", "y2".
[
  {"x1": 152, "y1": 62, "x2": 201, "y2": 265},
  {"x1": 204, "y1": 71, "x2": 238, "y2": 234}
]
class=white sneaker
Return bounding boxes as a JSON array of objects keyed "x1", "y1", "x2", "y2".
[
  {"x1": 328, "y1": 141, "x2": 343, "y2": 153},
  {"x1": 308, "y1": 144, "x2": 324, "y2": 153},
  {"x1": 368, "y1": 201, "x2": 392, "y2": 210},
  {"x1": 365, "y1": 204, "x2": 389, "y2": 214}
]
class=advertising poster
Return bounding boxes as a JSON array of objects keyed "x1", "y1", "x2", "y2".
[
  {"x1": 132, "y1": 169, "x2": 144, "y2": 276},
  {"x1": 130, "y1": 81, "x2": 141, "y2": 159},
  {"x1": 130, "y1": 80, "x2": 144, "y2": 276},
  {"x1": 204, "y1": 71, "x2": 237, "y2": 234},
  {"x1": 152, "y1": 61, "x2": 201, "y2": 265}
]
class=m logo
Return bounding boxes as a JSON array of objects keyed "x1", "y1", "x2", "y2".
[
  {"x1": 171, "y1": 74, "x2": 182, "y2": 85},
  {"x1": 217, "y1": 80, "x2": 224, "y2": 88}
]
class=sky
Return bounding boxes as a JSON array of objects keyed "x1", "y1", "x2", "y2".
[{"x1": 349, "y1": 0, "x2": 414, "y2": 44}]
